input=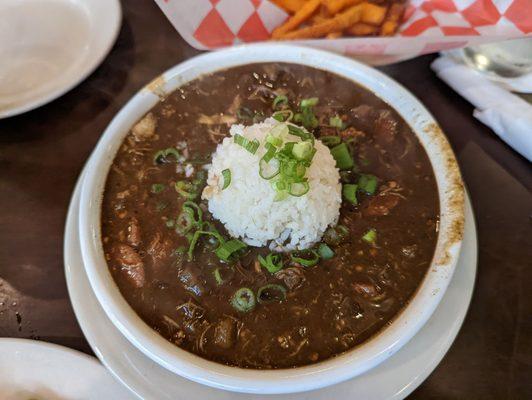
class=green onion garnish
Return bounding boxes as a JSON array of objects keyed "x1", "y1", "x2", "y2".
[
  {"x1": 234, "y1": 134, "x2": 260, "y2": 154},
  {"x1": 262, "y1": 142, "x2": 277, "y2": 163},
  {"x1": 320, "y1": 135, "x2": 341, "y2": 148},
  {"x1": 231, "y1": 287, "x2": 256, "y2": 312},
  {"x1": 323, "y1": 225, "x2": 349, "y2": 246},
  {"x1": 300, "y1": 97, "x2": 319, "y2": 108},
  {"x1": 213, "y1": 268, "x2": 223, "y2": 285},
  {"x1": 273, "y1": 95, "x2": 288, "y2": 110},
  {"x1": 330, "y1": 143, "x2": 354, "y2": 170},
  {"x1": 215, "y1": 239, "x2": 247, "y2": 262},
  {"x1": 272, "y1": 109, "x2": 293, "y2": 122},
  {"x1": 258, "y1": 253, "x2": 284, "y2": 274},
  {"x1": 289, "y1": 181, "x2": 309, "y2": 197},
  {"x1": 151, "y1": 183, "x2": 165, "y2": 194},
  {"x1": 362, "y1": 228, "x2": 377, "y2": 243},
  {"x1": 358, "y1": 174, "x2": 378, "y2": 195},
  {"x1": 291, "y1": 249, "x2": 320, "y2": 267},
  {"x1": 257, "y1": 284, "x2": 287, "y2": 304},
  {"x1": 175, "y1": 181, "x2": 198, "y2": 200},
  {"x1": 292, "y1": 141, "x2": 313, "y2": 160},
  {"x1": 288, "y1": 124, "x2": 313, "y2": 142},
  {"x1": 342, "y1": 183, "x2": 358, "y2": 205},
  {"x1": 153, "y1": 148, "x2": 181, "y2": 165},
  {"x1": 221, "y1": 169, "x2": 231, "y2": 190},
  {"x1": 259, "y1": 158, "x2": 280, "y2": 180},
  {"x1": 329, "y1": 115, "x2": 345, "y2": 129},
  {"x1": 318, "y1": 243, "x2": 335, "y2": 260}
]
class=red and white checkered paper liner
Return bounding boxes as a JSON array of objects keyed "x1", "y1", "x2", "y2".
[{"x1": 155, "y1": 0, "x2": 531, "y2": 65}]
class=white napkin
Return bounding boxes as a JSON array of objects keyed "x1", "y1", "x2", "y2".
[{"x1": 431, "y1": 56, "x2": 532, "y2": 162}]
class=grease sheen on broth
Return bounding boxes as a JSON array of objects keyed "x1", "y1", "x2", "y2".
[{"x1": 101, "y1": 63, "x2": 439, "y2": 369}]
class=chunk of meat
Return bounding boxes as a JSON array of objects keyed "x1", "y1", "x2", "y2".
[
  {"x1": 127, "y1": 217, "x2": 141, "y2": 247},
  {"x1": 339, "y1": 127, "x2": 365, "y2": 141},
  {"x1": 213, "y1": 318, "x2": 236, "y2": 349},
  {"x1": 349, "y1": 104, "x2": 376, "y2": 128},
  {"x1": 363, "y1": 194, "x2": 400, "y2": 217},
  {"x1": 132, "y1": 112, "x2": 157, "y2": 141},
  {"x1": 352, "y1": 281, "x2": 379, "y2": 298},
  {"x1": 113, "y1": 244, "x2": 145, "y2": 288},
  {"x1": 177, "y1": 266, "x2": 205, "y2": 297},
  {"x1": 147, "y1": 232, "x2": 173, "y2": 262},
  {"x1": 374, "y1": 109, "x2": 398, "y2": 144},
  {"x1": 275, "y1": 267, "x2": 306, "y2": 290}
]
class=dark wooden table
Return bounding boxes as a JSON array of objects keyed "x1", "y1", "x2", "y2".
[{"x1": 1, "y1": 1, "x2": 531, "y2": 399}]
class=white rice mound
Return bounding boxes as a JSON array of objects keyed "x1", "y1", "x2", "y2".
[{"x1": 202, "y1": 118, "x2": 341, "y2": 251}]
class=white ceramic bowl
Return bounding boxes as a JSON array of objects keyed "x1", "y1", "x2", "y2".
[
  {"x1": 0, "y1": 0, "x2": 121, "y2": 119},
  {"x1": 78, "y1": 44, "x2": 465, "y2": 394}
]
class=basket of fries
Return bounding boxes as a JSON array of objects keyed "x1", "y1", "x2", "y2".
[{"x1": 155, "y1": 0, "x2": 531, "y2": 65}]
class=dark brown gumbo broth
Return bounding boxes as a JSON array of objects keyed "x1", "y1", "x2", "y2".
[{"x1": 102, "y1": 63, "x2": 439, "y2": 369}]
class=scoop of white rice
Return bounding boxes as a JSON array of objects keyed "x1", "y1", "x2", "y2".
[{"x1": 202, "y1": 118, "x2": 341, "y2": 251}]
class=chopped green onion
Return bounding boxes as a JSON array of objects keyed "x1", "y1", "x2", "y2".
[
  {"x1": 231, "y1": 288, "x2": 256, "y2": 312},
  {"x1": 151, "y1": 183, "x2": 165, "y2": 194},
  {"x1": 358, "y1": 174, "x2": 378, "y2": 195},
  {"x1": 291, "y1": 249, "x2": 320, "y2": 267},
  {"x1": 292, "y1": 141, "x2": 313, "y2": 160},
  {"x1": 175, "y1": 181, "x2": 198, "y2": 200},
  {"x1": 221, "y1": 169, "x2": 231, "y2": 190},
  {"x1": 153, "y1": 148, "x2": 181, "y2": 165},
  {"x1": 329, "y1": 115, "x2": 345, "y2": 129},
  {"x1": 289, "y1": 181, "x2": 309, "y2": 197},
  {"x1": 187, "y1": 227, "x2": 225, "y2": 261},
  {"x1": 258, "y1": 253, "x2": 284, "y2": 274},
  {"x1": 362, "y1": 228, "x2": 377, "y2": 243},
  {"x1": 273, "y1": 95, "x2": 288, "y2": 110},
  {"x1": 234, "y1": 134, "x2": 260, "y2": 154},
  {"x1": 318, "y1": 243, "x2": 335, "y2": 260},
  {"x1": 287, "y1": 124, "x2": 312, "y2": 142},
  {"x1": 266, "y1": 134, "x2": 283, "y2": 147},
  {"x1": 215, "y1": 239, "x2": 247, "y2": 262},
  {"x1": 262, "y1": 142, "x2": 277, "y2": 163},
  {"x1": 257, "y1": 284, "x2": 287, "y2": 304},
  {"x1": 294, "y1": 107, "x2": 318, "y2": 131},
  {"x1": 320, "y1": 135, "x2": 341, "y2": 148},
  {"x1": 300, "y1": 97, "x2": 319, "y2": 108},
  {"x1": 343, "y1": 184, "x2": 358, "y2": 205},
  {"x1": 259, "y1": 157, "x2": 280, "y2": 180},
  {"x1": 182, "y1": 201, "x2": 203, "y2": 225},
  {"x1": 272, "y1": 109, "x2": 293, "y2": 122},
  {"x1": 273, "y1": 189, "x2": 289, "y2": 202},
  {"x1": 165, "y1": 219, "x2": 175, "y2": 228},
  {"x1": 323, "y1": 225, "x2": 349, "y2": 247},
  {"x1": 213, "y1": 268, "x2": 223, "y2": 285},
  {"x1": 330, "y1": 143, "x2": 354, "y2": 170}
]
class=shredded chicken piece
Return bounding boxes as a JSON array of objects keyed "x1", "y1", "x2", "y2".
[
  {"x1": 132, "y1": 112, "x2": 157, "y2": 141},
  {"x1": 198, "y1": 113, "x2": 236, "y2": 126}
]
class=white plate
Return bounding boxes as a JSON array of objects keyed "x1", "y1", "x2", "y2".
[
  {"x1": 0, "y1": 0, "x2": 121, "y2": 119},
  {"x1": 0, "y1": 338, "x2": 136, "y2": 399},
  {"x1": 65, "y1": 172, "x2": 477, "y2": 400}
]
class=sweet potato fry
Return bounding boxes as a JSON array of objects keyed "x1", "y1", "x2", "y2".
[
  {"x1": 361, "y1": 3, "x2": 387, "y2": 25},
  {"x1": 279, "y1": 4, "x2": 363, "y2": 39},
  {"x1": 326, "y1": 31, "x2": 344, "y2": 38},
  {"x1": 346, "y1": 22, "x2": 378, "y2": 36},
  {"x1": 323, "y1": 0, "x2": 363, "y2": 14},
  {"x1": 380, "y1": 3, "x2": 406, "y2": 36},
  {"x1": 272, "y1": 0, "x2": 321, "y2": 39},
  {"x1": 271, "y1": 0, "x2": 309, "y2": 13}
]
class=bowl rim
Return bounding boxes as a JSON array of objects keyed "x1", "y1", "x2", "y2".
[{"x1": 78, "y1": 43, "x2": 465, "y2": 394}]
